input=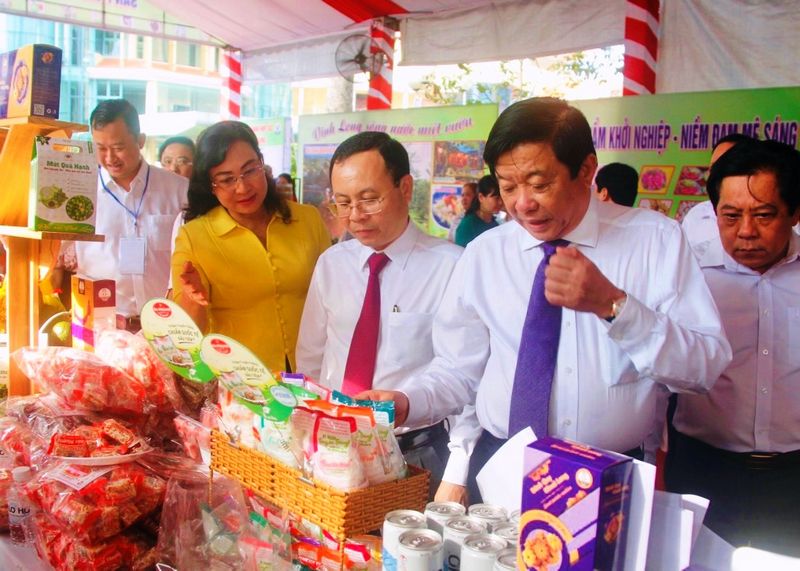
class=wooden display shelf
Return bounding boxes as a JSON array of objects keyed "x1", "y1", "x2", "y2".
[{"x1": 0, "y1": 117, "x2": 92, "y2": 396}]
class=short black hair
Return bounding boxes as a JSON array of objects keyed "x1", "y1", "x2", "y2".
[
  {"x1": 158, "y1": 136, "x2": 195, "y2": 161},
  {"x1": 706, "y1": 138, "x2": 800, "y2": 214},
  {"x1": 329, "y1": 131, "x2": 410, "y2": 186},
  {"x1": 483, "y1": 97, "x2": 595, "y2": 179},
  {"x1": 595, "y1": 162, "x2": 639, "y2": 207},
  {"x1": 90, "y1": 99, "x2": 140, "y2": 137},
  {"x1": 467, "y1": 174, "x2": 499, "y2": 215},
  {"x1": 713, "y1": 132, "x2": 753, "y2": 153},
  {"x1": 184, "y1": 121, "x2": 290, "y2": 224}
]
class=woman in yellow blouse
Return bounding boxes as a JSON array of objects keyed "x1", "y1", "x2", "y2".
[{"x1": 172, "y1": 121, "x2": 330, "y2": 372}]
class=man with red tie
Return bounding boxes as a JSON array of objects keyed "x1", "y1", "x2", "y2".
[
  {"x1": 361, "y1": 97, "x2": 732, "y2": 505},
  {"x1": 296, "y1": 131, "x2": 462, "y2": 493}
]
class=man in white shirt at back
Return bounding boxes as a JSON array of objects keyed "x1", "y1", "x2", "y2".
[
  {"x1": 296, "y1": 132, "x2": 462, "y2": 495},
  {"x1": 667, "y1": 139, "x2": 800, "y2": 556},
  {"x1": 361, "y1": 97, "x2": 732, "y2": 504},
  {"x1": 74, "y1": 99, "x2": 187, "y2": 330}
]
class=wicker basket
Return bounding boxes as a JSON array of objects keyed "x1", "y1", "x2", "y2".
[{"x1": 210, "y1": 429, "x2": 430, "y2": 539}]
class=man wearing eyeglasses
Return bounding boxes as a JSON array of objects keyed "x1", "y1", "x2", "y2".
[
  {"x1": 296, "y1": 131, "x2": 463, "y2": 495},
  {"x1": 70, "y1": 99, "x2": 188, "y2": 331}
]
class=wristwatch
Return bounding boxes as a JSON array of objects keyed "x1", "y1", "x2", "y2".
[{"x1": 605, "y1": 294, "x2": 627, "y2": 323}]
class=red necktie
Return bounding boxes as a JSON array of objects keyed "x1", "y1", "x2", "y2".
[{"x1": 342, "y1": 252, "x2": 391, "y2": 395}]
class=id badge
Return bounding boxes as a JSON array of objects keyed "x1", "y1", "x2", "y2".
[{"x1": 119, "y1": 236, "x2": 146, "y2": 275}]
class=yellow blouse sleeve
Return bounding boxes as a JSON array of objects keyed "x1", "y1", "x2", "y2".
[{"x1": 171, "y1": 222, "x2": 213, "y2": 328}]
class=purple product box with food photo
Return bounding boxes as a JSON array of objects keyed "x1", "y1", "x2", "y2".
[{"x1": 518, "y1": 437, "x2": 633, "y2": 571}]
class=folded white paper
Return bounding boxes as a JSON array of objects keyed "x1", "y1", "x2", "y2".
[{"x1": 475, "y1": 427, "x2": 534, "y2": 512}]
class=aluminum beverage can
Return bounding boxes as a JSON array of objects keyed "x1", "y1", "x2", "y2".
[
  {"x1": 490, "y1": 522, "x2": 518, "y2": 547},
  {"x1": 398, "y1": 528, "x2": 444, "y2": 571},
  {"x1": 442, "y1": 516, "x2": 487, "y2": 571},
  {"x1": 467, "y1": 504, "x2": 508, "y2": 531},
  {"x1": 383, "y1": 509, "x2": 427, "y2": 571},
  {"x1": 425, "y1": 501, "x2": 467, "y2": 536},
  {"x1": 492, "y1": 548, "x2": 517, "y2": 571},
  {"x1": 460, "y1": 533, "x2": 508, "y2": 571}
]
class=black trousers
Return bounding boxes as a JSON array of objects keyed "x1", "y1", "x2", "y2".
[
  {"x1": 398, "y1": 420, "x2": 450, "y2": 500},
  {"x1": 466, "y1": 430, "x2": 644, "y2": 505},
  {"x1": 664, "y1": 430, "x2": 800, "y2": 556}
]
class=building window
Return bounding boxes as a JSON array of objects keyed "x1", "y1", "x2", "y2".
[
  {"x1": 94, "y1": 30, "x2": 120, "y2": 56},
  {"x1": 70, "y1": 27, "x2": 83, "y2": 66},
  {"x1": 153, "y1": 38, "x2": 169, "y2": 62},
  {"x1": 96, "y1": 80, "x2": 146, "y2": 112},
  {"x1": 175, "y1": 42, "x2": 198, "y2": 67},
  {"x1": 135, "y1": 36, "x2": 145, "y2": 59},
  {"x1": 69, "y1": 83, "x2": 84, "y2": 123}
]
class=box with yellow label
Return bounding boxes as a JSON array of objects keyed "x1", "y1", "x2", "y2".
[
  {"x1": 0, "y1": 44, "x2": 61, "y2": 119},
  {"x1": 71, "y1": 276, "x2": 116, "y2": 352}
]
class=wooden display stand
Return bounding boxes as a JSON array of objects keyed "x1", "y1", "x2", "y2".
[{"x1": 0, "y1": 116, "x2": 103, "y2": 396}]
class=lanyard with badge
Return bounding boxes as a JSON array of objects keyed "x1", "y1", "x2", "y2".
[{"x1": 100, "y1": 165, "x2": 150, "y2": 275}]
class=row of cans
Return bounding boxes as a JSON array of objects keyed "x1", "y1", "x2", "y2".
[{"x1": 383, "y1": 502, "x2": 520, "y2": 571}]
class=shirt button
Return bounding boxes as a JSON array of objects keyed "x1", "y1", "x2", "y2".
[
  {"x1": 762, "y1": 349, "x2": 769, "y2": 356},
  {"x1": 761, "y1": 387, "x2": 768, "y2": 394},
  {"x1": 564, "y1": 367, "x2": 573, "y2": 374},
  {"x1": 762, "y1": 309, "x2": 769, "y2": 316},
  {"x1": 564, "y1": 419, "x2": 572, "y2": 426}
]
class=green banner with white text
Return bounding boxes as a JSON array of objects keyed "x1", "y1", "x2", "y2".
[
  {"x1": 572, "y1": 87, "x2": 800, "y2": 220},
  {"x1": 297, "y1": 104, "x2": 498, "y2": 240}
]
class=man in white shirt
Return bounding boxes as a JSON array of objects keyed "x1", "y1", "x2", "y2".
[
  {"x1": 363, "y1": 97, "x2": 732, "y2": 504},
  {"x1": 681, "y1": 133, "x2": 754, "y2": 254},
  {"x1": 667, "y1": 139, "x2": 800, "y2": 555},
  {"x1": 74, "y1": 99, "x2": 187, "y2": 328},
  {"x1": 296, "y1": 132, "x2": 462, "y2": 494}
]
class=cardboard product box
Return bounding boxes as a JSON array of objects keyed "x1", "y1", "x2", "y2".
[
  {"x1": 71, "y1": 275, "x2": 116, "y2": 352},
  {"x1": 29, "y1": 136, "x2": 98, "y2": 233},
  {"x1": 0, "y1": 44, "x2": 61, "y2": 120},
  {"x1": 519, "y1": 437, "x2": 633, "y2": 571}
]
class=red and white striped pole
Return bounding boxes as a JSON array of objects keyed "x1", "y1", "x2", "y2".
[
  {"x1": 366, "y1": 19, "x2": 395, "y2": 110},
  {"x1": 622, "y1": 0, "x2": 660, "y2": 95},
  {"x1": 221, "y1": 49, "x2": 242, "y2": 118}
]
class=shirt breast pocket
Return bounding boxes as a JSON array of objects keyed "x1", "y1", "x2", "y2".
[
  {"x1": 142, "y1": 214, "x2": 177, "y2": 252},
  {"x1": 385, "y1": 312, "x2": 435, "y2": 367}
]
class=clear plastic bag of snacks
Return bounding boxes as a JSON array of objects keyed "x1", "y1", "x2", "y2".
[
  {"x1": 24, "y1": 461, "x2": 166, "y2": 545},
  {"x1": 13, "y1": 346, "x2": 150, "y2": 415}
]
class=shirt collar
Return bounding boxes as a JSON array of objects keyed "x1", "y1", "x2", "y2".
[
  {"x1": 357, "y1": 218, "x2": 418, "y2": 271},
  {"x1": 100, "y1": 159, "x2": 148, "y2": 193},
  {"x1": 515, "y1": 194, "x2": 599, "y2": 251},
  {"x1": 208, "y1": 205, "x2": 239, "y2": 236},
  {"x1": 700, "y1": 229, "x2": 800, "y2": 274}
]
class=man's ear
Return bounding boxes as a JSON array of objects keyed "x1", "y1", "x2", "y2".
[
  {"x1": 137, "y1": 133, "x2": 146, "y2": 149},
  {"x1": 399, "y1": 174, "x2": 413, "y2": 204},
  {"x1": 597, "y1": 187, "x2": 610, "y2": 202}
]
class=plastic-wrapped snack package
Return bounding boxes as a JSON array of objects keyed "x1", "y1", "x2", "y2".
[
  {"x1": 337, "y1": 406, "x2": 395, "y2": 485},
  {"x1": 254, "y1": 414, "x2": 298, "y2": 468},
  {"x1": 0, "y1": 463, "x2": 11, "y2": 531},
  {"x1": 32, "y1": 511, "x2": 157, "y2": 571},
  {"x1": 0, "y1": 416, "x2": 48, "y2": 469},
  {"x1": 174, "y1": 413, "x2": 212, "y2": 464},
  {"x1": 175, "y1": 376, "x2": 218, "y2": 416},
  {"x1": 23, "y1": 461, "x2": 166, "y2": 544},
  {"x1": 374, "y1": 425, "x2": 407, "y2": 481},
  {"x1": 12, "y1": 346, "x2": 150, "y2": 415},
  {"x1": 46, "y1": 418, "x2": 147, "y2": 459},
  {"x1": 95, "y1": 330, "x2": 185, "y2": 414},
  {"x1": 5, "y1": 395, "x2": 89, "y2": 440},
  {"x1": 310, "y1": 413, "x2": 367, "y2": 491},
  {"x1": 158, "y1": 470, "x2": 253, "y2": 570},
  {"x1": 245, "y1": 490, "x2": 294, "y2": 565}
]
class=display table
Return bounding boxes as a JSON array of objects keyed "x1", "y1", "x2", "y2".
[{"x1": 0, "y1": 535, "x2": 50, "y2": 570}]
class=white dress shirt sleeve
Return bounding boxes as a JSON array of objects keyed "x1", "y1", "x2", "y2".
[
  {"x1": 441, "y1": 404, "x2": 482, "y2": 486},
  {"x1": 606, "y1": 224, "x2": 732, "y2": 394},
  {"x1": 295, "y1": 264, "x2": 327, "y2": 381}
]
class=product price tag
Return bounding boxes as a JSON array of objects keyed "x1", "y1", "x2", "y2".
[{"x1": 44, "y1": 463, "x2": 114, "y2": 490}]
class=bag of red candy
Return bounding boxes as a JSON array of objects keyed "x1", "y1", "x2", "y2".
[
  {"x1": 48, "y1": 418, "x2": 146, "y2": 459},
  {"x1": 13, "y1": 346, "x2": 150, "y2": 415},
  {"x1": 24, "y1": 461, "x2": 166, "y2": 545},
  {"x1": 94, "y1": 330, "x2": 185, "y2": 414}
]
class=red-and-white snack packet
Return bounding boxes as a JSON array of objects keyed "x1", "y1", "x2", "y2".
[
  {"x1": 0, "y1": 416, "x2": 48, "y2": 469},
  {"x1": 47, "y1": 418, "x2": 146, "y2": 459},
  {"x1": 95, "y1": 330, "x2": 185, "y2": 414},
  {"x1": 24, "y1": 461, "x2": 166, "y2": 545},
  {"x1": 13, "y1": 346, "x2": 150, "y2": 415},
  {"x1": 33, "y1": 512, "x2": 157, "y2": 571}
]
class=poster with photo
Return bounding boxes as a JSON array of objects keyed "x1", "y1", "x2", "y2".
[
  {"x1": 406, "y1": 141, "x2": 434, "y2": 230},
  {"x1": 430, "y1": 184, "x2": 461, "y2": 232},
  {"x1": 433, "y1": 141, "x2": 485, "y2": 179},
  {"x1": 638, "y1": 198, "x2": 673, "y2": 217}
]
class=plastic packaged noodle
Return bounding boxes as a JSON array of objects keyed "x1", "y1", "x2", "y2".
[
  {"x1": 310, "y1": 413, "x2": 367, "y2": 491},
  {"x1": 337, "y1": 405, "x2": 396, "y2": 485},
  {"x1": 254, "y1": 414, "x2": 298, "y2": 468},
  {"x1": 12, "y1": 346, "x2": 150, "y2": 415},
  {"x1": 218, "y1": 386, "x2": 260, "y2": 449}
]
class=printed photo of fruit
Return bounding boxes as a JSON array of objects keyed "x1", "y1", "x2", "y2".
[
  {"x1": 637, "y1": 165, "x2": 675, "y2": 194},
  {"x1": 39, "y1": 185, "x2": 68, "y2": 209},
  {"x1": 674, "y1": 165, "x2": 710, "y2": 196},
  {"x1": 65, "y1": 195, "x2": 94, "y2": 221}
]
